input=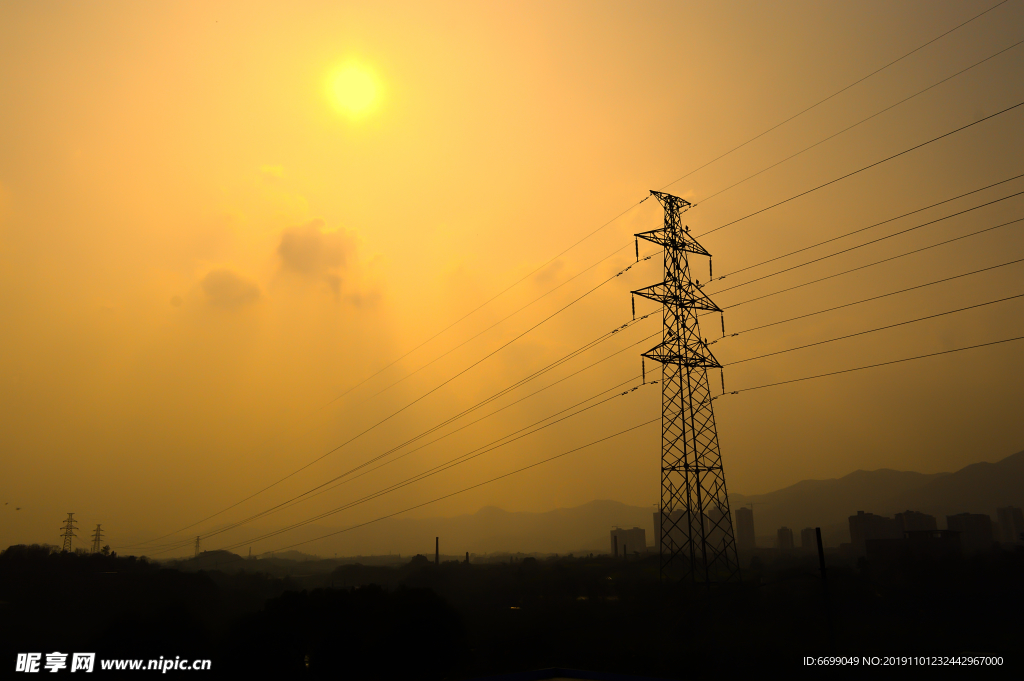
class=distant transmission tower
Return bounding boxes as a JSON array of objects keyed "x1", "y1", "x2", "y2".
[
  {"x1": 60, "y1": 513, "x2": 78, "y2": 553},
  {"x1": 632, "y1": 190, "x2": 740, "y2": 582},
  {"x1": 90, "y1": 524, "x2": 104, "y2": 553},
  {"x1": 194, "y1": 535, "x2": 201, "y2": 558}
]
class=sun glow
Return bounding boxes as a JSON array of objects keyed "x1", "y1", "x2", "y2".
[{"x1": 327, "y1": 62, "x2": 381, "y2": 119}]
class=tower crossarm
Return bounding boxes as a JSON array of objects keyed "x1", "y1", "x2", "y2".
[
  {"x1": 635, "y1": 228, "x2": 711, "y2": 257},
  {"x1": 642, "y1": 339, "x2": 722, "y2": 369},
  {"x1": 631, "y1": 280, "x2": 722, "y2": 312}
]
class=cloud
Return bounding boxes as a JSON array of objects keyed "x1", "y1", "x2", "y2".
[
  {"x1": 277, "y1": 219, "x2": 354, "y2": 277},
  {"x1": 200, "y1": 269, "x2": 261, "y2": 309}
]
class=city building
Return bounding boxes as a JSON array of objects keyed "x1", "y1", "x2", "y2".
[
  {"x1": 895, "y1": 510, "x2": 937, "y2": 532},
  {"x1": 945, "y1": 513, "x2": 994, "y2": 554},
  {"x1": 996, "y1": 506, "x2": 1024, "y2": 543},
  {"x1": 776, "y1": 526, "x2": 794, "y2": 552},
  {"x1": 735, "y1": 507, "x2": 755, "y2": 554},
  {"x1": 849, "y1": 511, "x2": 901, "y2": 554},
  {"x1": 610, "y1": 527, "x2": 646, "y2": 558},
  {"x1": 800, "y1": 527, "x2": 817, "y2": 553}
]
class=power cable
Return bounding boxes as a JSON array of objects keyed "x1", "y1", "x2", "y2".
[
  {"x1": 696, "y1": 100, "x2": 1024, "y2": 238},
  {"x1": 717, "y1": 215, "x2": 1024, "y2": 311},
  {"x1": 724, "y1": 292, "x2": 1024, "y2": 366},
  {"x1": 125, "y1": 269, "x2": 661, "y2": 549},
  {"x1": 659, "y1": 0, "x2": 1013, "y2": 192},
  {"x1": 371, "y1": 242, "x2": 649, "y2": 398},
  {"x1": 696, "y1": 38, "x2": 1024, "y2": 206},
  {"x1": 712, "y1": 189, "x2": 1024, "y2": 295},
  {"x1": 210, "y1": 376, "x2": 650, "y2": 550},
  {"x1": 212, "y1": 291, "x2": 1024, "y2": 547},
  {"x1": 716, "y1": 335, "x2": 1024, "y2": 398},
  {"x1": 712, "y1": 256, "x2": 1024, "y2": 342},
  {"x1": 321, "y1": 203, "x2": 647, "y2": 409},
  {"x1": 710, "y1": 173, "x2": 1024, "y2": 284},
  {"x1": 235, "y1": 416, "x2": 661, "y2": 554},
  {"x1": 176, "y1": 330, "x2": 662, "y2": 545}
]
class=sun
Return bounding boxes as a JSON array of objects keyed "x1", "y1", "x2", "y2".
[{"x1": 327, "y1": 62, "x2": 381, "y2": 119}]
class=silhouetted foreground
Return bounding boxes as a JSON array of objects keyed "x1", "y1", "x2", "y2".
[{"x1": 2, "y1": 545, "x2": 1021, "y2": 678}]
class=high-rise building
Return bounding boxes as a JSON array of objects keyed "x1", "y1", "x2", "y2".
[
  {"x1": 800, "y1": 527, "x2": 817, "y2": 553},
  {"x1": 777, "y1": 527, "x2": 794, "y2": 552},
  {"x1": 895, "y1": 510, "x2": 937, "y2": 532},
  {"x1": 995, "y1": 507, "x2": 1024, "y2": 543},
  {"x1": 849, "y1": 511, "x2": 901, "y2": 554},
  {"x1": 946, "y1": 513, "x2": 994, "y2": 554},
  {"x1": 735, "y1": 507, "x2": 755, "y2": 554},
  {"x1": 610, "y1": 527, "x2": 646, "y2": 557}
]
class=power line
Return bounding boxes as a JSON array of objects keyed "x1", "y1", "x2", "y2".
[
  {"x1": 239, "y1": 416, "x2": 662, "y2": 555},
  {"x1": 696, "y1": 100, "x2": 1024, "y2": 238},
  {"x1": 176, "y1": 288, "x2": 1024, "y2": 548},
  {"x1": 724, "y1": 292, "x2": 1024, "y2": 366},
  {"x1": 134, "y1": 203, "x2": 1020, "y2": 550},
  {"x1": 227, "y1": 252, "x2": 643, "y2": 489},
  {"x1": 659, "y1": 0, "x2": 1013, "y2": 192},
  {"x1": 160, "y1": 324, "x2": 1024, "y2": 556},
  {"x1": 717, "y1": 215, "x2": 1024, "y2": 311},
  {"x1": 170, "y1": 331, "x2": 661, "y2": 546},
  {"x1": 321, "y1": 204, "x2": 647, "y2": 410},
  {"x1": 712, "y1": 189, "x2": 1024, "y2": 295},
  {"x1": 146, "y1": 374, "x2": 650, "y2": 555},
  {"x1": 710, "y1": 173, "x2": 1024, "y2": 284},
  {"x1": 696, "y1": 38, "x2": 1024, "y2": 206},
  {"x1": 350, "y1": 1, "x2": 1017, "y2": 414},
  {"x1": 209, "y1": 376, "x2": 651, "y2": 550},
  {"x1": 716, "y1": 335, "x2": 1024, "y2": 397},
  {"x1": 370, "y1": 242, "x2": 651, "y2": 398},
  {"x1": 144, "y1": 210, "x2": 1023, "y2": 548},
  {"x1": 713, "y1": 256, "x2": 1024, "y2": 341},
  {"x1": 286, "y1": 331, "x2": 662, "y2": 510},
  {"x1": 126, "y1": 289, "x2": 660, "y2": 549},
  {"x1": 117, "y1": 17, "x2": 1022, "y2": 557}
]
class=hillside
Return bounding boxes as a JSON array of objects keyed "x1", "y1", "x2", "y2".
[
  {"x1": 732, "y1": 450, "x2": 1024, "y2": 546},
  {"x1": 181, "y1": 451, "x2": 1024, "y2": 558}
]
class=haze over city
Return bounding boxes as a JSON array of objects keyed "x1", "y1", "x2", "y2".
[
  {"x1": 2, "y1": 0, "x2": 1021, "y2": 560},
  {"x1": 2, "y1": 3, "x2": 1023, "y2": 676}
]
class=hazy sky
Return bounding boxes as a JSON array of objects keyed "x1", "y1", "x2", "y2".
[{"x1": 2, "y1": 1, "x2": 1022, "y2": 557}]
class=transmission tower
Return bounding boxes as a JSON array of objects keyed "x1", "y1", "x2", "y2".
[
  {"x1": 60, "y1": 513, "x2": 78, "y2": 553},
  {"x1": 90, "y1": 524, "x2": 104, "y2": 554},
  {"x1": 194, "y1": 536, "x2": 201, "y2": 558},
  {"x1": 631, "y1": 190, "x2": 740, "y2": 583}
]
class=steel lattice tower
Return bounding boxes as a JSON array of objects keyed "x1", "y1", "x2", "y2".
[
  {"x1": 632, "y1": 190, "x2": 740, "y2": 582},
  {"x1": 91, "y1": 524, "x2": 104, "y2": 554},
  {"x1": 60, "y1": 513, "x2": 78, "y2": 553}
]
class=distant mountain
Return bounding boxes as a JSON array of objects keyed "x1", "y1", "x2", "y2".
[
  {"x1": 732, "y1": 450, "x2": 1024, "y2": 547},
  {"x1": 319, "y1": 500, "x2": 655, "y2": 557},
  {"x1": 215, "y1": 451, "x2": 1023, "y2": 558},
  {"x1": 226, "y1": 500, "x2": 655, "y2": 559}
]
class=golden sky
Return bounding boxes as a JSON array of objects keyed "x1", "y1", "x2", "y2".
[{"x1": 1, "y1": 1, "x2": 1022, "y2": 556}]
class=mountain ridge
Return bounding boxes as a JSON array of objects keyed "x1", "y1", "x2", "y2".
[{"x1": 194, "y1": 450, "x2": 1023, "y2": 558}]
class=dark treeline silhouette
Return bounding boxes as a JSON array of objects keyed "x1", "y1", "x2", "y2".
[{"x1": 2, "y1": 544, "x2": 1021, "y2": 677}]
